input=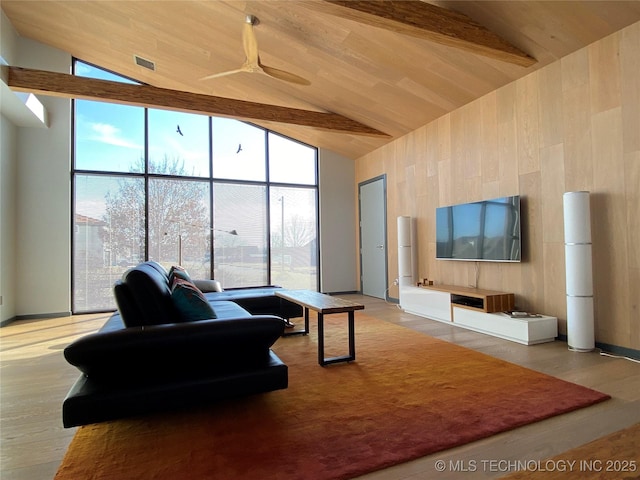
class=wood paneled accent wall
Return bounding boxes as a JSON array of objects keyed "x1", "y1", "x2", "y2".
[{"x1": 355, "y1": 21, "x2": 639, "y2": 351}]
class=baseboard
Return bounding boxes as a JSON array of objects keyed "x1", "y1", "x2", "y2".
[
  {"x1": 595, "y1": 341, "x2": 640, "y2": 360},
  {"x1": 325, "y1": 291, "x2": 400, "y2": 304},
  {"x1": 557, "y1": 334, "x2": 640, "y2": 360},
  {"x1": 1, "y1": 311, "x2": 73, "y2": 327},
  {"x1": 325, "y1": 291, "x2": 400, "y2": 305},
  {"x1": 15, "y1": 311, "x2": 71, "y2": 321},
  {"x1": 0, "y1": 316, "x2": 17, "y2": 328}
]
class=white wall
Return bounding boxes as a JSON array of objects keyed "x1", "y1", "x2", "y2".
[
  {"x1": 1, "y1": 11, "x2": 19, "y2": 323},
  {"x1": 318, "y1": 149, "x2": 358, "y2": 293},
  {"x1": 1, "y1": 10, "x2": 17, "y2": 65},
  {"x1": 14, "y1": 37, "x2": 72, "y2": 317},
  {"x1": 1, "y1": 113, "x2": 18, "y2": 323}
]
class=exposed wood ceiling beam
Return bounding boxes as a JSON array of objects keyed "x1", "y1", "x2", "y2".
[
  {"x1": 313, "y1": 0, "x2": 536, "y2": 67},
  {"x1": 5, "y1": 66, "x2": 389, "y2": 137}
]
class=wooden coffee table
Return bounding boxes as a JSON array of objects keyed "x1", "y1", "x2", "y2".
[{"x1": 275, "y1": 290, "x2": 364, "y2": 366}]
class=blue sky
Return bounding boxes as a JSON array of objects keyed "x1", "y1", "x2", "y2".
[
  {"x1": 74, "y1": 62, "x2": 315, "y2": 181},
  {"x1": 73, "y1": 62, "x2": 317, "y2": 224}
]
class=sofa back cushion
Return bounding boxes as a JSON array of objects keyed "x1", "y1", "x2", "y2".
[
  {"x1": 113, "y1": 281, "x2": 139, "y2": 326},
  {"x1": 115, "y1": 262, "x2": 178, "y2": 327}
]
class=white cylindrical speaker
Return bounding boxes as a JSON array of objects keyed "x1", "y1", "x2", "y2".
[
  {"x1": 563, "y1": 192, "x2": 592, "y2": 244},
  {"x1": 563, "y1": 191, "x2": 595, "y2": 352},
  {"x1": 565, "y1": 244, "x2": 594, "y2": 296},
  {"x1": 397, "y1": 216, "x2": 413, "y2": 287},
  {"x1": 566, "y1": 296, "x2": 595, "y2": 351}
]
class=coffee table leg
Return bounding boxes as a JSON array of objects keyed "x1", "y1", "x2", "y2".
[
  {"x1": 282, "y1": 306, "x2": 309, "y2": 337},
  {"x1": 319, "y1": 311, "x2": 356, "y2": 366},
  {"x1": 318, "y1": 312, "x2": 325, "y2": 366},
  {"x1": 348, "y1": 310, "x2": 355, "y2": 359}
]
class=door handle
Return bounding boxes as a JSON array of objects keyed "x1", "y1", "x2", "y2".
[{"x1": 376, "y1": 244, "x2": 384, "y2": 249}]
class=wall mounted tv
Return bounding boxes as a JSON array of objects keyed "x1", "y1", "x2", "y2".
[{"x1": 436, "y1": 195, "x2": 521, "y2": 262}]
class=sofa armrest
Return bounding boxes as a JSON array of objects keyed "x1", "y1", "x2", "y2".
[
  {"x1": 193, "y1": 279, "x2": 223, "y2": 293},
  {"x1": 64, "y1": 316, "x2": 285, "y2": 382}
]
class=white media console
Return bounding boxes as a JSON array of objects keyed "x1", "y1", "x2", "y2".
[{"x1": 400, "y1": 284, "x2": 557, "y2": 345}]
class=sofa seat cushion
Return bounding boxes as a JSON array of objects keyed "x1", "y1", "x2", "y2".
[
  {"x1": 204, "y1": 287, "x2": 284, "y2": 302},
  {"x1": 98, "y1": 313, "x2": 126, "y2": 333},
  {"x1": 205, "y1": 287, "x2": 302, "y2": 319},
  {"x1": 210, "y1": 300, "x2": 253, "y2": 319},
  {"x1": 103, "y1": 301, "x2": 253, "y2": 330}
]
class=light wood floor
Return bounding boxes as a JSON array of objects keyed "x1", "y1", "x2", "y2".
[{"x1": 1, "y1": 295, "x2": 639, "y2": 480}]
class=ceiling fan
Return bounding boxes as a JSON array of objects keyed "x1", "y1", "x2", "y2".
[{"x1": 201, "y1": 15, "x2": 311, "y2": 86}]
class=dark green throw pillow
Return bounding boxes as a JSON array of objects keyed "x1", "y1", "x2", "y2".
[
  {"x1": 171, "y1": 279, "x2": 217, "y2": 321},
  {"x1": 169, "y1": 265, "x2": 192, "y2": 285}
]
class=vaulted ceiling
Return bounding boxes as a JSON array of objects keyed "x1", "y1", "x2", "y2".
[{"x1": 3, "y1": 1, "x2": 640, "y2": 159}]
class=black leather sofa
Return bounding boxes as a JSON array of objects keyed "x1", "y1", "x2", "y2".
[{"x1": 62, "y1": 261, "x2": 302, "y2": 428}]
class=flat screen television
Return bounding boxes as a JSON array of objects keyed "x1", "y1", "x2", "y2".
[{"x1": 436, "y1": 195, "x2": 521, "y2": 262}]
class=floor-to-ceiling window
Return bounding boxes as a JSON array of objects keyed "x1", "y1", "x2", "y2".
[
  {"x1": 72, "y1": 61, "x2": 318, "y2": 313},
  {"x1": 268, "y1": 132, "x2": 318, "y2": 290}
]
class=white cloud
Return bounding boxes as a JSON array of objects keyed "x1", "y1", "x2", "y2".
[
  {"x1": 165, "y1": 136, "x2": 208, "y2": 163},
  {"x1": 89, "y1": 122, "x2": 141, "y2": 149}
]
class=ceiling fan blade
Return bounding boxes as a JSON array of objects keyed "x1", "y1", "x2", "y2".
[
  {"x1": 201, "y1": 14, "x2": 309, "y2": 86},
  {"x1": 200, "y1": 68, "x2": 246, "y2": 81},
  {"x1": 243, "y1": 16, "x2": 259, "y2": 66},
  {"x1": 260, "y1": 63, "x2": 311, "y2": 86}
]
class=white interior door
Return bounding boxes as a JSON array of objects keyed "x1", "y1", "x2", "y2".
[{"x1": 359, "y1": 177, "x2": 387, "y2": 299}]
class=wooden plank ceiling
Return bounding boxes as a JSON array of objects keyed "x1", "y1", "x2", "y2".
[{"x1": 3, "y1": 1, "x2": 640, "y2": 160}]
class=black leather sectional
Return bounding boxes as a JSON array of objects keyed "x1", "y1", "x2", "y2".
[{"x1": 62, "y1": 261, "x2": 302, "y2": 428}]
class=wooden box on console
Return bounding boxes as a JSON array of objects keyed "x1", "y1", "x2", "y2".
[{"x1": 421, "y1": 284, "x2": 514, "y2": 313}]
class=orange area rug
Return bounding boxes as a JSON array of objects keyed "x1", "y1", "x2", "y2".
[
  {"x1": 55, "y1": 314, "x2": 609, "y2": 480},
  {"x1": 499, "y1": 423, "x2": 640, "y2": 479}
]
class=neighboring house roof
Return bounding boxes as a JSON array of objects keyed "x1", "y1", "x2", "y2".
[{"x1": 75, "y1": 213, "x2": 106, "y2": 226}]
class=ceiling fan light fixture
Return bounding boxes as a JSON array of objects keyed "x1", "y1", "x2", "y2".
[{"x1": 134, "y1": 55, "x2": 155, "y2": 71}]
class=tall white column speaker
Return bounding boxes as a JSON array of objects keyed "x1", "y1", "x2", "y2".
[
  {"x1": 563, "y1": 191, "x2": 595, "y2": 352},
  {"x1": 397, "y1": 216, "x2": 414, "y2": 287}
]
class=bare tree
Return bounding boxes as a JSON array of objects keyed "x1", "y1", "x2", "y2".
[
  {"x1": 103, "y1": 155, "x2": 209, "y2": 267},
  {"x1": 284, "y1": 214, "x2": 315, "y2": 247}
]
